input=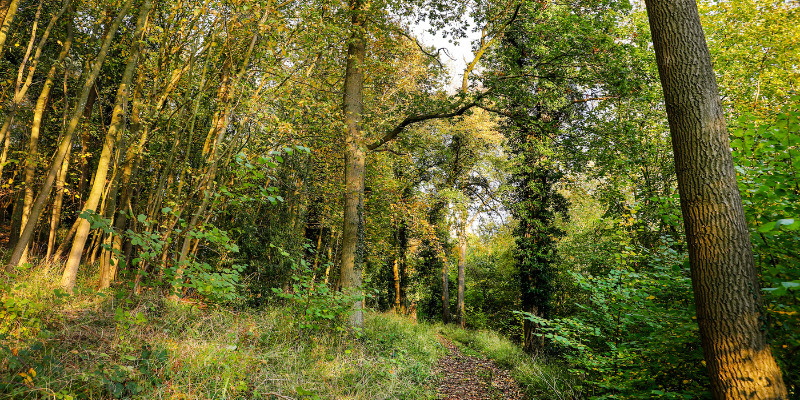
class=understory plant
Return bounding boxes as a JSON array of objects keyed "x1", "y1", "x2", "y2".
[
  {"x1": 272, "y1": 244, "x2": 367, "y2": 332},
  {"x1": 534, "y1": 219, "x2": 711, "y2": 399}
]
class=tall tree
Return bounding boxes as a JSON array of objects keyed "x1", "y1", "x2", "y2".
[
  {"x1": 337, "y1": 0, "x2": 368, "y2": 327},
  {"x1": 644, "y1": 0, "x2": 788, "y2": 397}
]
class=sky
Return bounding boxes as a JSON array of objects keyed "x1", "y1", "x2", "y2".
[{"x1": 411, "y1": 21, "x2": 483, "y2": 92}]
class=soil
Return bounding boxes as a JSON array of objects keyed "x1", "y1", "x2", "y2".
[{"x1": 436, "y1": 336, "x2": 524, "y2": 400}]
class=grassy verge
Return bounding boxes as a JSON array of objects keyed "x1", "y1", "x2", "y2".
[
  {"x1": 1, "y1": 265, "x2": 445, "y2": 399},
  {"x1": 438, "y1": 325, "x2": 581, "y2": 400}
]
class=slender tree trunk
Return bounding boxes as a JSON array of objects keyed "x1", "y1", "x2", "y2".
[
  {"x1": 5, "y1": 0, "x2": 134, "y2": 272},
  {"x1": 46, "y1": 151, "x2": 70, "y2": 259},
  {"x1": 644, "y1": 1, "x2": 788, "y2": 398},
  {"x1": 20, "y1": 2, "x2": 72, "y2": 264},
  {"x1": 108, "y1": 94, "x2": 144, "y2": 283},
  {"x1": 60, "y1": 0, "x2": 150, "y2": 290},
  {"x1": 398, "y1": 220, "x2": 408, "y2": 314},
  {"x1": 0, "y1": 131, "x2": 10, "y2": 185},
  {"x1": 392, "y1": 258, "x2": 401, "y2": 312},
  {"x1": 170, "y1": 189, "x2": 211, "y2": 298},
  {"x1": 456, "y1": 230, "x2": 466, "y2": 328},
  {"x1": 97, "y1": 160, "x2": 121, "y2": 288},
  {"x1": 0, "y1": 0, "x2": 19, "y2": 59},
  {"x1": 77, "y1": 86, "x2": 98, "y2": 202},
  {"x1": 53, "y1": 216, "x2": 79, "y2": 261},
  {"x1": 442, "y1": 261, "x2": 450, "y2": 324}
]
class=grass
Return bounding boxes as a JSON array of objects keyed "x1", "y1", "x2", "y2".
[
  {"x1": 2, "y1": 262, "x2": 577, "y2": 399},
  {"x1": 1, "y1": 264, "x2": 447, "y2": 399},
  {"x1": 438, "y1": 325, "x2": 582, "y2": 400}
]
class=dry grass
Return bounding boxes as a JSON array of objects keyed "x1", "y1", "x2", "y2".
[{"x1": 1, "y1": 265, "x2": 445, "y2": 399}]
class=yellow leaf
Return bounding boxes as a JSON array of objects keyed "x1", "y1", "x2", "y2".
[
  {"x1": 28, "y1": 368, "x2": 36, "y2": 378},
  {"x1": 646, "y1": 295, "x2": 655, "y2": 300}
]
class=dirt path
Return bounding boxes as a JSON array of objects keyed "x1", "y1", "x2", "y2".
[{"x1": 436, "y1": 336, "x2": 523, "y2": 400}]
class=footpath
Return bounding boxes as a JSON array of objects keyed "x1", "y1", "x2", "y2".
[{"x1": 436, "y1": 336, "x2": 523, "y2": 400}]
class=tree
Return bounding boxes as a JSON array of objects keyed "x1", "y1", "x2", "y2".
[{"x1": 643, "y1": 0, "x2": 788, "y2": 397}]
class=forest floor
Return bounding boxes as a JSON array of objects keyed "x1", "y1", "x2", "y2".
[
  {"x1": 1, "y1": 266, "x2": 577, "y2": 399},
  {"x1": 436, "y1": 336, "x2": 524, "y2": 399}
]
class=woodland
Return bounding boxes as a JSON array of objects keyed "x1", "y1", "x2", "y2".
[{"x1": 0, "y1": 0, "x2": 798, "y2": 398}]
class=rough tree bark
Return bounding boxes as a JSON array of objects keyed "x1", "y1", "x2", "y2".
[
  {"x1": 338, "y1": 0, "x2": 367, "y2": 327},
  {"x1": 644, "y1": 0, "x2": 788, "y2": 398}
]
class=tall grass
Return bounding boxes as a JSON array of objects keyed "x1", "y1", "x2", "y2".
[{"x1": 1, "y1": 265, "x2": 445, "y2": 399}]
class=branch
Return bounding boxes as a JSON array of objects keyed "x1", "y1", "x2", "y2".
[
  {"x1": 372, "y1": 147, "x2": 408, "y2": 156},
  {"x1": 391, "y1": 27, "x2": 454, "y2": 70},
  {"x1": 571, "y1": 95, "x2": 619, "y2": 104},
  {"x1": 367, "y1": 92, "x2": 489, "y2": 151},
  {"x1": 475, "y1": 103, "x2": 514, "y2": 117}
]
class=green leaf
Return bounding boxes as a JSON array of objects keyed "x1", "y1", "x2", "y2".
[{"x1": 758, "y1": 221, "x2": 776, "y2": 232}]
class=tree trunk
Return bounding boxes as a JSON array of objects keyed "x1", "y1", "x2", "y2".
[
  {"x1": 441, "y1": 261, "x2": 450, "y2": 324},
  {"x1": 4, "y1": 0, "x2": 134, "y2": 272},
  {"x1": 97, "y1": 159, "x2": 122, "y2": 289},
  {"x1": 644, "y1": 0, "x2": 788, "y2": 398},
  {"x1": 392, "y1": 258, "x2": 401, "y2": 312},
  {"x1": 46, "y1": 151, "x2": 70, "y2": 260},
  {"x1": 60, "y1": 0, "x2": 150, "y2": 290},
  {"x1": 0, "y1": 0, "x2": 19, "y2": 59},
  {"x1": 456, "y1": 231, "x2": 466, "y2": 328},
  {"x1": 20, "y1": 1, "x2": 72, "y2": 264},
  {"x1": 338, "y1": 0, "x2": 367, "y2": 328}
]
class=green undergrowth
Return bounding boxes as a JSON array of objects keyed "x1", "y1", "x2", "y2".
[
  {"x1": 1, "y1": 265, "x2": 445, "y2": 399},
  {"x1": 439, "y1": 325, "x2": 580, "y2": 400}
]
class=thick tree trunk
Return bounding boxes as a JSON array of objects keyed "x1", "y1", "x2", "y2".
[
  {"x1": 61, "y1": 0, "x2": 150, "y2": 290},
  {"x1": 644, "y1": 1, "x2": 788, "y2": 398},
  {"x1": 4, "y1": 0, "x2": 134, "y2": 272},
  {"x1": 338, "y1": 0, "x2": 367, "y2": 328}
]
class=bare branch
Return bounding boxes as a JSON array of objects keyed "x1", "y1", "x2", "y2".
[{"x1": 367, "y1": 92, "x2": 489, "y2": 151}]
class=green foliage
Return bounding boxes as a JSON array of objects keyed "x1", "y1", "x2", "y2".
[
  {"x1": 271, "y1": 245, "x2": 366, "y2": 331},
  {"x1": 0, "y1": 284, "x2": 49, "y2": 341},
  {"x1": 80, "y1": 209, "x2": 245, "y2": 304},
  {"x1": 94, "y1": 345, "x2": 170, "y2": 399},
  {"x1": 730, "y1": 104, "x2": 800, "y2": 395},
  {"x1": 0, "y1": 340, "x2": 70, "y2": 399},
  {"x1": 550, "y1": 201, "x2": 710, "y2": 399},
  {"x1": 462, "y1": 224, "x2": 521, "y2": 336}
]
